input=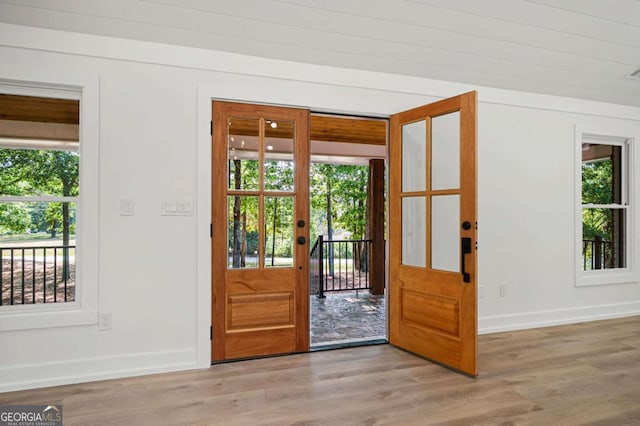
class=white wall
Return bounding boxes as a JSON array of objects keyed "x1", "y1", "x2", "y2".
[{"x1": 0, "y1": 23, "x2": 638, "y2": 391}]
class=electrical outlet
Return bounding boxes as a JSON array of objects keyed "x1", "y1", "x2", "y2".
[
  {"x1": 479, "y1": 285, "x2": 485, "y2": 299},
  {"x1": 499, "y1": 284, "x2": 507, "y2": 298},
  {"x1": 98, "y1": 312, "x2": 112, "y2": 331}
]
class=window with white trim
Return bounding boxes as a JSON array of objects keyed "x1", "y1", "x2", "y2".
[
  {"x1": 578, "y1": 132, "x2": 633, "y2": 286},
  {"x1": 0, "y1": 94, "x2": 79, "y2": 306}
]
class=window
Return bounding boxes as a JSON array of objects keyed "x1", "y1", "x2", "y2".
[
  {"x1": 0, "y1": 94, "x2": 79, "y2": 306},
  {"x1": 577, "y1": 130, "x2": 634, "y2": 286}
]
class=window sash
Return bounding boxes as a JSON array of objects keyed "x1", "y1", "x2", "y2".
[
  {"x1": 0, "y1": 196, "x2": 78, "y2": 203},
  {"x1": 576, "y1": 129, "x2": 635, "y2": 286}
]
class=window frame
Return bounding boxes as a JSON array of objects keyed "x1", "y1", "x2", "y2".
[
  {"x1": 575, "y1": 126, "x2": 636, "y2": 287},
  {"x1": 0, "y1": 79, "x2": 98, "y2": 330}
]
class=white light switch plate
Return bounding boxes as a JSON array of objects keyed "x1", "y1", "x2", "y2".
[
  {"x1": 120, "y1": 199, "x2": 134, "y2": 216},
  {"x1": 162, "y1": 200, "x2": 193, "y2": 216}
]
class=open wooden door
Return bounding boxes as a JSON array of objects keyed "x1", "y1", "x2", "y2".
[
  {"x1": 212, "y1": 102, "x2": 309, "y2": 361},
  {"x1": 389, "y1": 91, "x2": 478, "y2": 376}
]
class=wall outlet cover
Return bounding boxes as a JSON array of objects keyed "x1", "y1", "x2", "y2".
[{"x1": 98, "y1": 312, "x2": 112, "y2": 331}]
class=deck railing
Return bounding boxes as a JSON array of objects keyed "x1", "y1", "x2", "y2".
[
  {"x1": 0, "y1": 245, "x2": 75, "y2": 305},
  {"x1": 310, "y1": 236, "x2": 371, "y2": 298},
  {"x1": 582, "y1": 237, "x2": 614, "y2": 270}
]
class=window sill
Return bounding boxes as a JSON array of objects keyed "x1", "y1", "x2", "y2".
[
  {"x1": 576, "y1": 270, "x2": 639, "y2": 287},
  {"x1": 0, "y1": 304, "x2": 97, "y2": 331}
]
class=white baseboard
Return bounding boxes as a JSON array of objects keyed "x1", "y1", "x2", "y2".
[
  {"x1": 479, "y1": 301, "x2": 640, "y2": 335},
  {"x1": 3, "y1": 303, "x2": 639, "y2": 392},
  {"x1": 0, "y1": 348, "x2": 199, "y2": 393}
]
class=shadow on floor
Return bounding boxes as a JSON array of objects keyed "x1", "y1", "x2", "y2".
[{"x1": 310, "y1": 291, "x2": 386, "y2": 347}]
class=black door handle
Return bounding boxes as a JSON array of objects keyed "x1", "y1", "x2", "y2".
[
  {"x1": 297, "y1": 236, "x2": 306, "y2": 245},
  {"x1": 461, "y1": 237, "x2": 472, "y2": 283}
]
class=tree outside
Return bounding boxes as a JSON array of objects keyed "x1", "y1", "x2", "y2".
[
  {"x1": 581, "y1": 145, "x2": 623, "y2": 270},
  {"x1": 226, "y1": 159, "x2": 371, "y2": 270},
  {"x1": 0, "y1": 148, "x2": 79, "y2": 304}
]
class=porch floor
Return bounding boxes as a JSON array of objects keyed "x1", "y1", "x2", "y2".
[{"x1": 310, "y1": 291, "x2": 386, "y2": 347}]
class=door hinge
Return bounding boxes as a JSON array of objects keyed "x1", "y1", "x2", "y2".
[
  {"x1": 210, "y1": 326, "x2": 213, "y2": 340},
  {"x1": 210, "y1": 120, "x2": 213, "y2": 135},
  {"x1": 210, "y1": 223, "x2": 212, "y2": 238}
]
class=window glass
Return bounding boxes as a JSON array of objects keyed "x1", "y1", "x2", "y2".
[
  {"x1": 581, "y1": 142, "x2": 627, "y2": 272},
  {"x1": 0, "y1": 94, "x2": 80, "y2": 307},
  {"x1": 264, "y1": 119, "x2": 294, "y2": 192},
  {"x1": 228, "y1": 117, "x2": 259, "y2": 191},
  {"x1": 264, "y1": 196, "x2": 294, "y2": 267}
]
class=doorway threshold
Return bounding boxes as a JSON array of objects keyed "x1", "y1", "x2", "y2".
[{"x1": 310, "y1": 338, "x2": 388, "y2": 352}]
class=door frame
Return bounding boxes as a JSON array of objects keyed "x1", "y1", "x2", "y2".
[{"x1": 195, "y1": 91, "x2": 473, "y2": 369}]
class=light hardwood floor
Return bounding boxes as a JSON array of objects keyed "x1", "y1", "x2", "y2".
[{"x1": 1, "y1": 316, "x2": 639, "y2": 425}]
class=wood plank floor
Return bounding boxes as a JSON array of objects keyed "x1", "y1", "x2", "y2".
[{"x1": 1, "y1": 316, "x2": 639, "y2": 425}]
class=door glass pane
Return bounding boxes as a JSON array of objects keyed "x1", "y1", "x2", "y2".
[
  {"x1": 431, "y1": 112, "x2": 460, "y2": 191},
  {"x1": 582, "y1": 207, "x2": 626, "y2": 270},
  {"x1": 227, "y1": 196, "x2": 259, "y2": 269},
  {"x1": 431, "y1": 195, "x2": 460, "y2": 272},
  {"x1": 228, "y1": 117, "x2": 259, "y2": 191},
  {"x1": 402, "y1": 196, "x2": 426, "y2": 267},
  {"x1": 264, "y1": 196, "x2": 294, "y2": 268},
  {"x1": 264, "y1": 119, "x2": 294, "y2": 192},
  {"x1": 402, "y1": 120, "x2": 426, "y2": 192}
]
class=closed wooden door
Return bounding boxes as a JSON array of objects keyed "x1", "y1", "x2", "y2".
[
  {"x1": 389, "y1": 92, "x2": 478, "y2": 376},
  {"x1": 211, "y1": 102, "x2": 310, "y2": 361}
]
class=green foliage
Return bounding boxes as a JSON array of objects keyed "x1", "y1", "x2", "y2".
[
  {"x1": 0, "y1": 148, "x2": 79, "y2": 236},
  {"x1": 582, "y1": 160, "x2": 612, "y2": 205},
  {"x1": 332, "y1": 166, "x2": 368, "y2": 238},
  {"x1": 0, "y1": 203, "x2": 30, "y2": 234},
  {"x1": 229, "y1": 159, "x2": 259, "y2": 191},
  {"x1": 226, "y1": 158, "x2": 371, "y2": 265},
  {"x1": 582, "y1": 160, "x2": 613, "y2": 241},
  {"x1": 264, "y1": 160, "x2": 294, "y2": 191},
  {"x1": 265, "y1": 196, "x2": 293, "y2": 263},
  {"x1": 310, "y1": 163, "x2": 368, "y2": 240}
]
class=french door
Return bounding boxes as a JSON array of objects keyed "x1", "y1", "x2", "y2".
[
  {"x1": 211, "y1": 102, "x2": 309, "y2": 361},
  {"x1": 211, "y1": 92, "x2": 477, "y2": 375},
  {"x1": 389, "y1": 91, "x2": 478, "y2": 376}
]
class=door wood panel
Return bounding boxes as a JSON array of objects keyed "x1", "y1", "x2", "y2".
[
  {"x1": 211, "y1": 101, "x2": 309, "y2": 362},
  {"x1": 389, "y1": 91, "x2": 478, "y2": 376}
]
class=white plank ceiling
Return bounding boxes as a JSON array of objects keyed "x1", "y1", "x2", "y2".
[{"x1": 1, "y1": 0, "x2": 640, "y2": 106}]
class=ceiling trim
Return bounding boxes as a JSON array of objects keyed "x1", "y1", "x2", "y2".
[{"x1": 1, "y1": 23, "x2": 639, "y2": 121}]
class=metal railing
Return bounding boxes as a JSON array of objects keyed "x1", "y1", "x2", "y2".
[
  {"x1": 0, "y1": 245, "x2": 75, "y2": 306},
  {"x1": 582, "y1": 237, "x2": 614, "y2": 270},
  {"x1": 310, "y1": 236, "x2": 371, "y2": 298}
]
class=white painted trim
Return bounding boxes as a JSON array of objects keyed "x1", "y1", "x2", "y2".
[
  {"x1": 574, "y1": 125, "x2": 638, "y2": 287},
  {"x1": 0, "y1": 196, "x2": 79, "y2": 203},
  {"x1": 0, "y1": 308, "x2": 96, "y2": 331},
  {"x1": 0, "y1": 74, "x2": 100, "y2": 331},
  {"x1": 0, "y1": 349, "x2": 197, "y2": 392},
  {"x1": 195, "y1": 85, "x2": 212, "y2": 368},
  {"x1": 2, "y1": 23, "x2": 640, "y2": 121},
  {"x1": 479, "y1": 302, "x2": 640, "y2": 334},
  {"x1": 0, "y1": 81, "x2": 80, "y2": 99}
]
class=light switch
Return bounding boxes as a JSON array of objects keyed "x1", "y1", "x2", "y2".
[
  {"x1": 162, "y1": 200, "x2": 193, "y2": 216},
  {"x1": 120, "y1": 199, "x2": 134, "y2": 216}
]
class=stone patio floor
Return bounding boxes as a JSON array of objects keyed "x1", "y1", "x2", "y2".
[{"x1": 310, "y1": 291, "x2": 387, "y2": 347}]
